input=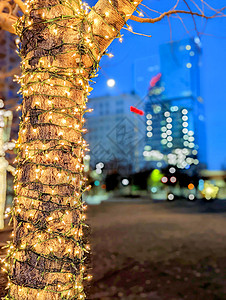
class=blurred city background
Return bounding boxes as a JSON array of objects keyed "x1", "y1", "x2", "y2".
[
  {"x1": 0, "y1": 0, "x2": 226, "y2": 211},
  {"x1": 0, "y1": 0, "x2": 226, "y2": 299}
]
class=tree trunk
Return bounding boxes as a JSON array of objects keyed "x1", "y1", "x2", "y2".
[{"x1": 5, "y1": 0, "x2": 142, "y2": 299}]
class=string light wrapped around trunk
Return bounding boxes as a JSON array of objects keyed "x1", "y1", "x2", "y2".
[{"x1": 2, "y1": 0, "x2": 143, "y2": 299}]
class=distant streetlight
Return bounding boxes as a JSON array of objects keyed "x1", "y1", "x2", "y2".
[
  {"x1": 107, "y1": 78, "x2": 115, "y2": 87},
  {"x1": 122, "y1": 178, "x2": 129, "y2": 186}
]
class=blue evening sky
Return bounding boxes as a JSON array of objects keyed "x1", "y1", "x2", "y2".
[{"x1": 87, "y1": 0, "x2": 226, "y2": 170}]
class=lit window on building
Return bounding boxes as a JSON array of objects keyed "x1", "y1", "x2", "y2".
[
  {"x1": 153, "y1": 105, "x2": 161, "y2": 114},
  {"x1": 186, "y1": 63, "x2": 192, "y2": 68},
  {"x1": 192, "y1": 150, "x2": 198, "y2": 155},
  {"x1": 171, "y1": 106, "x2": 178, "y2": 112},
  {"x1": 164, "y1": 111, "x2": 170, "y2": 117}
]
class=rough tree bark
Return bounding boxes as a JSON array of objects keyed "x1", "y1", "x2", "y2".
[{"x1": 4, "y1": 0, "x2": 142, "y2": 299}]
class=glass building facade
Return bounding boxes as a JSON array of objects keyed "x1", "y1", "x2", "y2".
[
  {"x1": 144, "y1": 38, "x2": 207, "y2": 170},
  {"x1": 85, "y1": 93, "x2": 145, "y2": 174}
]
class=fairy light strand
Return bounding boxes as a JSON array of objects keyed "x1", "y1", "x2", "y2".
[{"x1": 2, "y1": 0, "x2": 143, "y2": 299}]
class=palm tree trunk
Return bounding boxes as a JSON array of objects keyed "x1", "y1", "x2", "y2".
[{"x1": 5, "y1": 0, "x2": 142, "y2": 299}]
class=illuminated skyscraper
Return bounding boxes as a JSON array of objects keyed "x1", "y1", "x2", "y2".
[{"x1": 144, "y1": 38, "x2": 207, "y2": 170}]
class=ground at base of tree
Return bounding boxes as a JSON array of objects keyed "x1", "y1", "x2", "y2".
[{"x1": 1, "y1": 199, "x2": 226, "y2": 300}]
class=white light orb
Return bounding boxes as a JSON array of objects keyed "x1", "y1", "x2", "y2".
[
  {"x1": 171, "y1": 106, "x2": 178, "y2": 112},
  {"x1": 143, "y1": 151, "x2": 148, "y2": 157},
  {"x1": 168, "y1": 194, "x2": 174, "y2": 201},
  {"x1": 182, "y1": 109, "x2": 188, "y2": 115},
  {"x1": 188, "y1": 130, "x2": 194, "y2": 136},
  {"x1": 170, "y1": 176, "x2": 176, "y2": 183},
  {"x1": 189, "y1": 143, "x2": 195, "y2": 148},
  {"x1": 96, "y1": 169, "x2": 102, "y2": 174},
  {"x1": 161, "y1": 176, "x2": 168, "y2": 183},
  {"x1": 182, "y1": 116, "x2": 188, "y2": 121},
  {"x1": 182, "y1": 148, "x2": 189, "y2": 155},
  {"x1": 169, "y1": 167, "x2": 176, "y2": 174},
  {"x1": 122, "y1": 178, "x2": 129, "y2": 186},
  {"x1": 107, "y1": 78, "x2": 116, "y2": 87},
  {"x1": 186, "y1": 45, "x2": 191, "y2": 50},
  {"x1": 147, "y1": 132, "x2": 153, "y2": 137},
  {"x1": 192, "y1": 150, "x2": 198, "y2": 155},
  {"x1": 188, "y1": 194, "x2": 195, "y2": 200},
  {"x1": 186, "y1": 63, "x2": 192, "y2": 68}
]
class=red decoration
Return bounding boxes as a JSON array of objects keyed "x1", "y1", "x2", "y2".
[
  {"x1": 130, "y1": 106, "x2": 144, "y2": 115},
  {"x1": 150, "y1": 73, "x2": 162, "y2": 88}
]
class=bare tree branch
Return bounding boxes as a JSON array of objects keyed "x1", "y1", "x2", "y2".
[
  {"x1": 130, "y1": 7, "x2": 226, "y2": 23},
  {"x1": 0, "y1": 0, "x2": 18, "y2": 34},
  {"x1": 182, "y1": 0, "x2": 199, "y2": 37},
  {"x1": 0, "y1": 12, "x2": 17, "y2": 33},
  {"x1": 13, "y1": 0, "x2": 26, "y2": 13}
]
